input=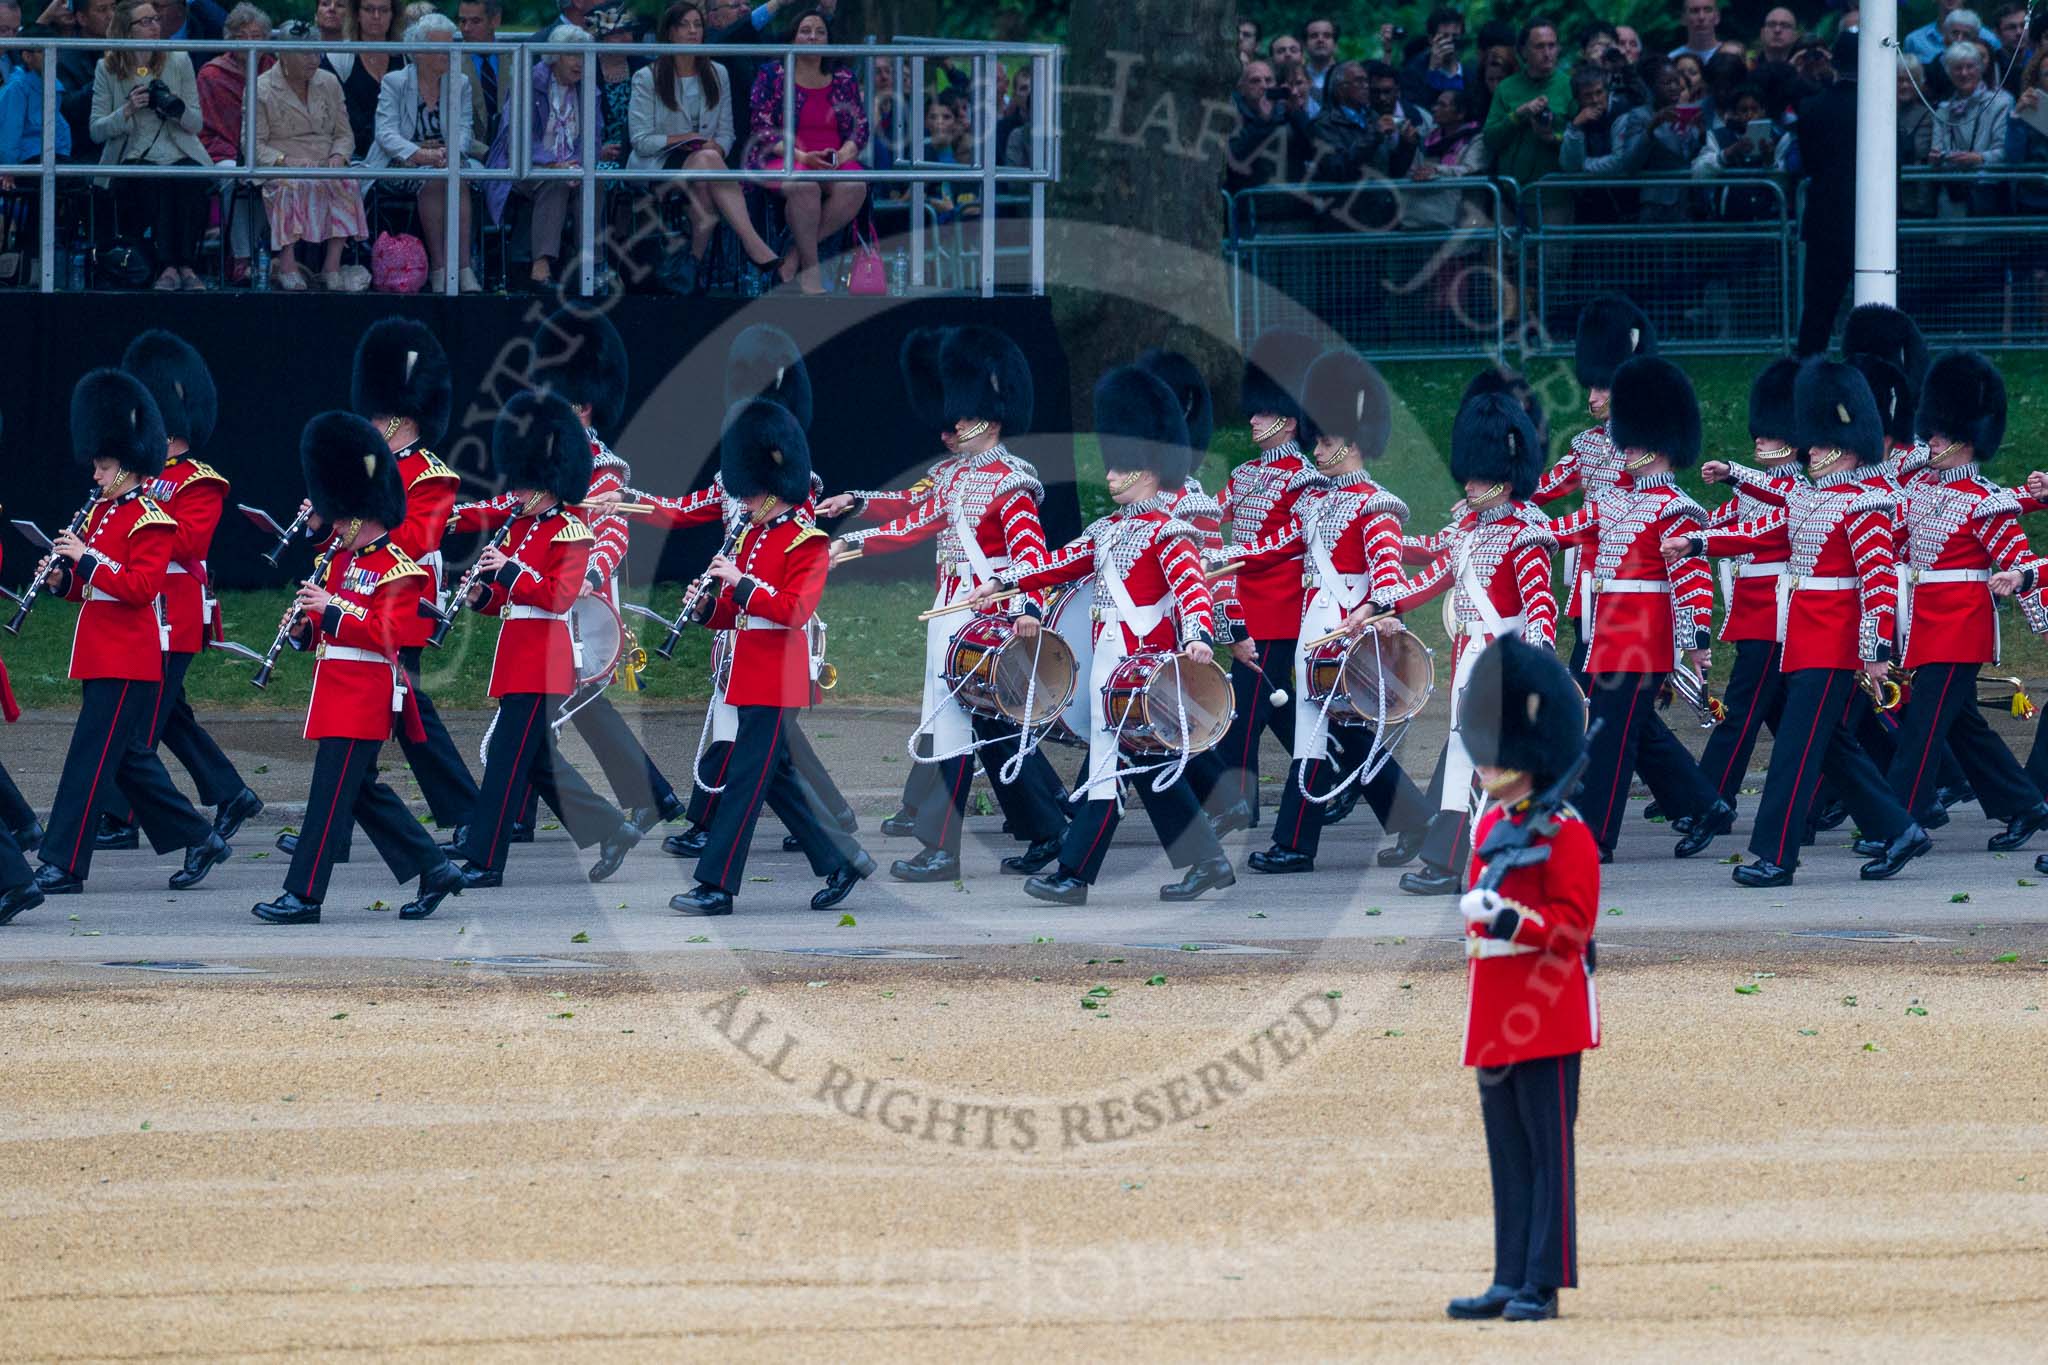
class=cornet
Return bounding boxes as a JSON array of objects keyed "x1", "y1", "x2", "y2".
[
  {"x1": 1661, "y1": 656, "x2": 1725, "y2": 729},
  {"x1": 1859, "y1": 663, "x2": 1910, "y2": 714}
]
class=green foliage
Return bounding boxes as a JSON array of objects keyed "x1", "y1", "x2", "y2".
[{"x1": 1241, "y1": 1, "x2": 1693, "y2": 59}]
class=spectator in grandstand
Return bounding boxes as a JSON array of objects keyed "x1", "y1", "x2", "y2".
[
  {"x1": 1309, "y1": 59, "x2": 1420, "y2": 185},
  {"x1": 1673, "y1": 50, "x2": 1707, "y2": 104},
  {"x1": 1577, "y1": 20, "x2": 1619, "y2": 67},
  {"x1": 1758, "y1": 7, "x2": 1802, "y2": 65},
  {"x1": 746, "y1": 6, "x2": 867, "y2": 294},
  {"x1": 1477, "y1": 35, "x2": 1518, "y2": 116},
  {"x1": 254, "y1": 19, "x2": 365, "y2": 289},
  {"x1": 1367, "y1": 59, "x2": 1432, "y2": 137},
  {"x1": 1237, "y1": 16, "x2": 1259, "y2": 68},
  {"x1": 366, "y1": 11, "x2": 475, "y2": 291},
  {"x1": 1560, "y1": 64, "x2": 1646, "y2": 175},
  {"x1": 527, "y1": 0, "x2": 610, "y2": 43},
  {"x1": 1483, "y1": 19, "x2": 1571, "y2": 193},
  {"x1": 1702, "y1": 50, "x2": 1748, "y2": 118},
  {"x1": 1273, "y1": 57, "x2": 1317, "y2": 121},
  {"x1": 709, "y1": 0, "x2": 815, "y2": 170},
  {"x1": 1756, "y1": 56, "x2": 1812, "y2": 122},
  {"x1": 1303, "y1": 17, "x2": 1338, "y2": 102},
  {"x1": 1269, "y1": 32, "x2": 1303, "y2": 69},
  {"x1": 489, "y1": 24, "x2": 594, "y2": 290},
  {"x1": 0, "y1": 22, "x2": 69, "y2": 178},
  {"x1": 1670, "y1": 0, "x2": 1722, "y2": 63},
  {"x1": 1399, "y1": 8, "x2": 1467, "y2": 107},
  {"x1": 0, "y1": 0, "x2": 19, "y2": 84},
  {"x1": 312, "y1": 0, "x2": 345, "y2": 42},
  {"x1": 1616, "y1": 24, "x2": 1644, "y2": 64},
  {"x1": 2009, "y1": 52, "x2": 2048, "y2": 203},
  {"x1": 1897, "y1": 55, "x2": 1939, "y2": 216},
  {"x1": 51, "y1": 0, "x2": 114, "y2": 158},
  {"x1": 456, "y1": 0, "x2": 505, "y2": 159},
  {"x1": 1402, "y1": 84, "x2": 1489, "y2": 229},
  {"x1": 157, "y1": 0, "x2": 225, "y2": 47},
  {"x1": 326, "y1": 0, "x2": 400, "y2": 162},
  {"x1": 91, "y1": 0, "x2": 213, "y2": 290},
  {"x1": 1905, "y1": 0, "x2": 2000, "y2": 64},
  {"x1": 1931, "y1": 39, "x2": 2012, "y2": 169},
  {"x1": 1692, "y1": 84, "x2": 1786, "y2": 184},
  {"x1": 1994, "y1": 3, "x2": 2034, "y2": 92},
  {"x1": 196, "y1": 2, "x2": 270, "y2": 284},
  {"x1": 997, "y1": 61, "x2": 1031, "y2": 165},
  {"x1": 588, "y1": 4, "x2": 633, "y2": 170},
  {"x1": 1637, "y1": 55, "x2": 1708, "y2": 221}
]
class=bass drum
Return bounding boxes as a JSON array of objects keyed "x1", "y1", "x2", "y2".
[
  {"x1": 1102, "y1": 649, "x2": 1236, "y2": 756},
  {"x1": 1043, "y1": 581, "x2": 1098, "y2": 746},
  {"x1": 943, "y1": 615, "x2": 1078, "y2": 727},
  {"x1": 567, "y1": 596, "x2": 624, "y2": 689},
  {"x1": 1306, "y1": 628, "x2": 1435, "y2": 726}
]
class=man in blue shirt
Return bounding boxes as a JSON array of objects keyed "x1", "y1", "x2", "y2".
[
  {"x1": 1904, "y1": 0, "x2": 2003, "y2": 63},
  {"x1": 0, "y1": 24, "x2": 70, "y2": 174}
]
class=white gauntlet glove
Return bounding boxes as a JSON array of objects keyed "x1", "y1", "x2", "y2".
[{"x1": 1459, "y1": 887, "x2": 1504, "y2": 926}]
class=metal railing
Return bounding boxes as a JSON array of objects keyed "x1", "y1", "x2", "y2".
[
  {"x1": 0, "y1": 33, "x2": 1059, "y2": 297},
  {"x1": 1224, "y1": 166, "x2": 2048, "y2": 357}
]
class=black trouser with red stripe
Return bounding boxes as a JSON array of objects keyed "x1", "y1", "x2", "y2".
[
  {"x1": 1886, "y1": 661, "x2": 2043, "y2": 823},
  {"x1": 693, "y1": 704, "x2": 865, "y2": 894},
  {"x1": 104, "y1": 650, "x2": 246, "y2": 826},
  {"x1": 456, "y1": 692, "x2": 623, "y2": 872},
  {"x1": 520, "y1": 691, "x2": 680, "y2": 826},
  {"x1": 1270, "y1": 738, "x2": 1431, "y2": 860},
  {"x1": 1749, "y1": 668, "x2": 1912, "y2": 869},
  {"x1": 1696, "y1": 639, "x2": 1787, "y2": 804},
  {"x1": 687, "y1": 718, "x2": 858, "y2": 834},
  {"x1": 41, "y1": 678, "x2": 211, "y2": 880},
  {"x1": 396, "y1": 645, "x2": 481, "y2": 828},
  {"x1": 286, "y1": 737, "x2": 445, "y2": 903},
  {"x1": 0, "y1": 762, "x2": 36, "y2": 839},
  {"x1": 0, "y1": 764, "x2": 31, "y2": 892},
  {"x1": 1579, "y1": 674, "x2": 1721, "y2": 853},
  {"x1": 1213, "y1": 637, "x2": 1297, "y2": 824},
  {"x1": 916, "y1": 713, "x2": 1068, "y2": 857},
  {"x1": 1058, "y1": 773, "x2": 1223, "y2": 885},
  {"x1": 1477, "y1": 1052, "x2": 1582, "y2": 1294}
]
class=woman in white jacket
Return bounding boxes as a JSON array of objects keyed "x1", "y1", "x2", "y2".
[
  {"x1": 90, "y1": 0, "x2": 214, "y2": 290},
  {"x1": 628, "y1": 1, "x2": 782, "y2": 280},
  {"x1": 365, "y1": 12, "x2": 476, "y2": 290}
]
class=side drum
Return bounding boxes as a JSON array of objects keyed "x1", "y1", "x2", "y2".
[
  {"x1": 1042, "y1": 581, "x2": 1098, "y2": 745},
  {"x1": 1305, "y1": 628, "x2": 1435, "y2": 726},
  {"x1": 1102, "y1": 650, "x2": 1236, "y2": 756},
  {"x1": 943, "y1": 615, "x2": 1078, "y2": 728}
]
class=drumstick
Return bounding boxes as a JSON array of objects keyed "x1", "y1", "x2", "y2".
[
  {"x1": 917, "y1": 590, "x2": 1025, "y2": 621},
  {"x1": 1205, "y1": 560, "x2": 1243, "y2": 579},
  {"x1": 573, "y1": 501, "x2": 659, "y2": 515},
  {"x1": 1305, "y1": 609, "x2": 1396, "y2": 650},
  {"x1": 830, "y1": 546, "x2": 864, "y2": 566}
]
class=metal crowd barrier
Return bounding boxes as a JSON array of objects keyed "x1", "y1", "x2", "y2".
[{"x1": 0, "y1": 33, "x2": 1058, "y2": 298}]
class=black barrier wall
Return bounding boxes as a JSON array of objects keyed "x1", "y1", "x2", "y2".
[{"x1": 0, "y1": 295, "x2": 1078, "y2": 591}]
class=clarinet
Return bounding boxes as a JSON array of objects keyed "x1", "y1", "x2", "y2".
[
  {"x1": 252, "y1": 521, "x2": 355, "y2": 690},
  {"x1": 6, "y1": 489, "x2": 99, "y2": 636},
  {"x1": 418, "y1": 493, "x2": 541, "y2": 649},
  {"x1": 260, "y1": 503, "x2": 314, "y2": 567},
  {"x1": 657, "y1": 517, "x2": 747, "y2": 661}
]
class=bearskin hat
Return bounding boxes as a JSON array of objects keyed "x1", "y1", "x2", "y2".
[
  {"x1": 1795, "y1": 358, "x2": 1884, "y2": 468},
  {"x1": 1846, "y1": 353, "x2": 1916, "y2": 448},
  {"x1": 491, "y1": 390, "x2": 594, "y2": 503},
  {"x1": 1451, "y1": 392, "x2": 1546, "y2": 500},
  {"x1": 1917, "y1": 349, "x2": 2007, "y2": 460},
  {"x1": 1093, "y1": 366, "x2": 1188, "y2": 478},
  {"x1": 300, "y1": 411, "x2": 406, "y2": 529},
  {"x1": 1297, "y1": 349, "x2": 1392, "y2": 459},
  {"x1": 900, "y1": 327, "x2": 950, "y2": 433},
  {"x1": 121, "y1": 330, "x2": 217, "y2": 450},
  {"x1": 1462, "y1": 365, "x2": 1550, "y2": 452},
  {"x1": 350, "y1": 317, "x2": 452, "y2": 446},
  {"x1": 1574, "y1": 294, "x2": 1656, "y2": 390},
  {"x1": 720, "y1": 398, "x2": 814, "y2": 506},
  {"x1": 1747, "y1": 357, "x2": 1802, "y2": 446},
  {"x1": 1608, "y1": 356, "x2": 1701, "y2": 469},
  {"x1": 529, "y1": 307, "x2": 627, "y2": 438},
  {"x1": 1458, "y1": 633, "x2": 1586, "y2": 786},
  {"x1": 71, "y1": 368, "x2": 166, "y2": 477},
  {"x1": 1135, "y1": 348, "x2": 1214, "y2": 458},
  {"x1": 1841, "y1": 302, "x2": 1929, "y2": 387},
  {"x1": 1240, "y1": 328, "x2": 1319, "y2": 426},
  {"x1": 724, "y1": 324, "x2": 811, "y2": 433},
  {"x1": 939, "y1": 326, "x2": 1034, "y2": 434}
]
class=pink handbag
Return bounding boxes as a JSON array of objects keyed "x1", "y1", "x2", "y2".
[
  {"x1": 845, "y1": 220, "x2": 885, "y2": 296},
  {"x1": 370, "y1": 231, "x2": 429, "y2": 293}
]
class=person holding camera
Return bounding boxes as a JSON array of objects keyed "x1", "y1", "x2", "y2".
[
  {"x1": 1483, "y1": 20, "x2": 1572, "y2": 197},
  {"x1": 89, "y1": 0, "x2": 214, "y2": 289}
]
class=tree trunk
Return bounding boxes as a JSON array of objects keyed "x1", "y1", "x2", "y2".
[{"x1": 1051, "y1": 0, "x2": 1240, "y2": 418}]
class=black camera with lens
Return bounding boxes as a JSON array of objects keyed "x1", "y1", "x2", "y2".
[{"x1": 145, "y1": 78, "x2": 186, "y2": 120}]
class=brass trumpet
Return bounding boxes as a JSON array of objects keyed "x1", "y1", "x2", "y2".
[
  {"x1": 1661, "y1": 658, "x2": 1725, "y2": 729},
  {"x1": 1859, "y1": 664, "x2": 1910, "y2": 714},
  {"x1": 808, "y1": 616, "x2": 838, "y2": 691}
]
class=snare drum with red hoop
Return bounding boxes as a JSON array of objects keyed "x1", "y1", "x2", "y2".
[
  {"x1": 942, "y1": 616, "x2": 1078, "y2": 728},
  {"x1": 1306, "y1": 628, "x2": 1435, "y2": 726},
  {"x1": 567, "y1": 596, "x2": 624, "y2": 689},
  {"x1": 1102, "y1": 649, "x2": 1236, "y2": 755}
]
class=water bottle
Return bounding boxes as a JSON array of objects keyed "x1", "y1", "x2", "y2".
[
  {"x1": 68, "y1": 245, "x2": 87, "y2": 292},
  {"x1": 888, "y1": 248, "x2": 909, "y2": 297},
  {"x1": 253, "y1": 244, "x2": 270, "y2": 291}
]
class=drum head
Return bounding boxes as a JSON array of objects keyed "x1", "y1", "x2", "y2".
[
  {"x1": 1142, "y1": 653, "x2": 1236, "y2": 754},
  {"x1": 1343, "y1": 630, "x2": 1435, "y2": 725},
  {"x1": 989, "y1": 629, "x2": 1078, "y2": 727},
  {"x1": 1045, "y1": 582, "x2": 1097, "y2": 744},
  {"x1": 569, "y1": 598, "x2": 624, "y2": 687}
]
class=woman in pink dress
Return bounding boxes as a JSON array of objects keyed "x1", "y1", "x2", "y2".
[
  {"x1": 255, "y1": 20, "x2": 369, "y2": 289},
  {"x1": 745, "y1": 8, "x2": 868, "y2": 294}
]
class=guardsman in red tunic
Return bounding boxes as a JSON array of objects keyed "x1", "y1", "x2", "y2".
[
  {"x1": 1669, "y1": 359, "x2": 1931, "y2": 885},
  {"x1": 1385, "y1": 388, "x2": 1557, "y2": 895},
  {"x1": 1531, "y1": 296, "x2": 1656, "y2": 684},
  {"x1": 973, "y1": 366, "x2": 1233, "y2": 906},
  {"x1": 1212, "y1": 329, "x2": 1324, "y2": 831},
  {"x1": 1882, "y1": 351, "x2": 2048, "y2": 847},
  {"x1": 27, "y1": 371, "x2": 232, "y2": 901},
  {"x1": 823, "y1": 326, "x2": 1069, "y2": 884},
  {"x1": 95, "y1": 332, "x2": 262, "y2": 853},
  {"x1": 1446, "y1": 634, "x2": 1597, "y2": 1324},
  {"x1": 252, "y1": 415, "x2": 468, "y2": 924},
  {"x1": 670, "y1": 401, "x2": 876, "y2": 917},
  {"x1": 1546, "y1": 356, "x2": 1735, "y2": 861},
  {"x1": 1227, "y1": 348, "x2": 1432, "y2": 875},
  {"x1": 403, "y1": 393, "x2": 642, "y2": 918}
]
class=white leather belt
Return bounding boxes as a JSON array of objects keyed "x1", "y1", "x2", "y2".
[
  {"x1": 1906, "y1": 568, "x2": 1991, "y2": 585},
  {"x1": 165, "y1": 563, "x2": 190, "y2": 574},
  {"x1": 503, "y1": 605, "x2": 569, "y2": 622},
  {"x1": 88, "y1": 588, "x2": 120, "y2": 603},
  {"x1": 1459, "y1": 612, "x2": 1525, "y2": 638},
  {"x1": 1096, "y1": 601, "x2": 1170, "y2": 637},
  {"x1": 1595, "y1": 580, "x2": 1672, "y2": 594},
  {"x1": 737, "y1": 617, "x2": 792, "y2": 630},
  {"x1": 319, "y1": 644, "x2": 389, "y2": 665},
  {"x1": 1775, "y1": 574, "x2": 1859, "y2": 642},
  {"x1": 1737, "y1": 563, "x2": 1786, "y2": 578},
  {"x1": 1582, "y1": 575, "x2": 1672, "y2": 649},
  {"x1": 1466, "y1": 937, "x2": 1539, "y2": 959},
  {"x1": 952, "y1": 556, "x2": 1011, "y2": 577},
  {"x1": 1896, "y1": 566, "x2": 1994, "y2": 661}
]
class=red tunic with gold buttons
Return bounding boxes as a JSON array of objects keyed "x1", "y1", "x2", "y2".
[
  {"x1": 1219, "y1": 442, "x2": 1316, "y2": 638},
  {"x1": 452, "y1": 504, "x2": 593, "y2": 697},
  {"x1": 702, "y1": 511, "x2": 830, "y2": 708},
  {"x1": 140, "y1": 455, "x2": 228, "y2": 654},
  {"x1": 390, "y1": 444, "x2": 460, "y2": 648},
  {"x1": 1391, "y1": 501, "x2": 1559, "y2": 659},
  {"x1": 1893, "y1": 464, "x2": 2043, "y2": 667},
  {"x1": 63, "y1": 489, "x2": 176, "y2": 682},
  {"x1": 298, "y1": 536, "x2": 430, "y2": 741},
  {"x1": 1463, "y1": 802, "x2": 1602, "y2": 1069},
  {"x1": 1547, "y1": 473, "x2": 1714, "y2": 674}
]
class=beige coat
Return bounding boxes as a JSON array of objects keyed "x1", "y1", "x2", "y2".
[
  {"x1": 89, "y1": 51, "x2": 211, "y2": 184},
  {"x1": 254, "y1": 64, "x2": 353, "y2": 167}
]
